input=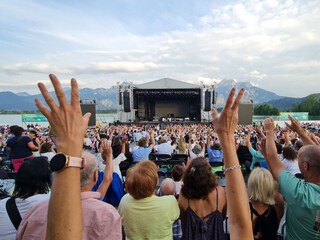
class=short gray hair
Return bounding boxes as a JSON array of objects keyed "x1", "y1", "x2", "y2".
[
  {"x1": 80, "y1": 151, "x2": 98, "y2": 189},
  {"x1": 159, "y1": 178, "x2": 176, "y2": 196}
]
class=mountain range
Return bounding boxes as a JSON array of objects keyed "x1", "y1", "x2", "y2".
[{"x1": 0, "y1": 79, "x2": 317, "y2": 111}]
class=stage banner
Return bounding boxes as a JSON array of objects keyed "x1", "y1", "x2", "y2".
[
  {"x1": 279, "y1": 112, "x2": 309, "y2": 121},
  {"x1": 21, "y1": 114, "x2": 48, "y2": 122}
]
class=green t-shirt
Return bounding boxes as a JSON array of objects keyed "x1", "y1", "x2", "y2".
[
  {"x1": 278, "y1": 171, "x2": 320, "y2": 240},
  {"x1": 118, "y1": 194, "x2": 180, "y2": 240}
]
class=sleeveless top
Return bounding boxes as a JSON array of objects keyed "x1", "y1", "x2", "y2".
[
  {"x1": 183, "y1": 188, "x2": 225, "y2": 240},
  {"x1": 250, "y1": 202, "x2": 278, "y2": 240}
]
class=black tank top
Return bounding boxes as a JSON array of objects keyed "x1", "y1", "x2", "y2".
[
  {"x1": 250, "y1": 202, "x2": 279, "y2": 240},
  {"x1": 183, "y1": 188, "x2": 225, "y2": 240}
]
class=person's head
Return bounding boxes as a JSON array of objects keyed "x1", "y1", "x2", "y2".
[
  {"x1": 248, "y1": 168, "x2": 275, "y2": 205},
  {"x1": 297, "y1": 145, "x2": 320, "y2": 180},
  {"x1": 159, "y1": 178, "x2": 176, "y2": 196},
  {"x1": 39, "y1": 142, "x2": 53, "y2": 154},
  {"x1": 112, "y1": 136, "x2": 121, "y2": 158},
  {"x1": 11, "y1": 126, "x2": 24, "y2": 137},
  {"x1": 279, "y1": 138, "x2": 285, "y2": 145},
  {"x1": 12, "y1": 157, "x2": 51, "y2": 199},
  {"x1": 192, "y1": 144, "x2": 202, "y2": 155},
  {"x1": 126, "y1": 160, "x2": 158, "y2": 199},
  {"x1": 80, "y1": 151, "x2": 98, "y2": 190},
  {"x1": 138, "y1": 137, "x2": 147, "y2": 147},
  {"x1": 241, "y1": 137, "x2": 248, "y2": 146},
  {"x1": 213, "y1": 143, "x2": 221, "y2": 150},
  {"x1": 181, "y1": 157, "x2": 217, "y2": 199},
  {"x1": 28, "y1": 130, "x2": 37, "y2": 138},
  {"x1": 171, "y1": 165, "x2": 184, "y2": 182},
  {"x1": 282, "y1": 146, "x2": 297, "y2": 161},
  {"x1": 294, "y1": 140, "x2": 304, "y2": 152}
]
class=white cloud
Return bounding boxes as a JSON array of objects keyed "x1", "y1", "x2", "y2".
[
  {"x1": 2, "y1": 63, "x2": 72, "y2": 75},
  {"x1": 247, "y1": 70, "x2": 267, "y2": 80},
  {"x1": 0, "y1": 0, "x2": 319, "y2": 97}
]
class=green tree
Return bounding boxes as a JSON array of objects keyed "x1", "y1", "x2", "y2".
[
  {"x1": 291, "y1": 95, "x2": 320, "y2": 116},
  {"x1": 254, "y1": 104, "x2": 279, "y2": 115}
]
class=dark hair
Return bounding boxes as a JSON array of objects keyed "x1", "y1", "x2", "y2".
[
  {"x1": 171, "y1": 165, "x2": 184, "y2": 181},
  {"x1": 138, "y1": 138, "x2": 147, "y2": 147},
  {"x1": 181, "y1": 157, "x2": 217, "y2": 199},
  {"x1": 283, "y1": 146, "x2": 297, "y2": 161},
  {"x1": 29, "y1": 130, "x2": 37, "y2": 137},
  {"x1": 40, "y1": 142, "x2": 53, "y2": 153},
  {"x1": 112, "y1": 136, "x2": 121, "y2": 158},
  {"x1": 12, "y1": 157, "x2": 51, "y2": 199},
  {"x1": 12, "y1": 126, "x2": 24, "y2": 136}
]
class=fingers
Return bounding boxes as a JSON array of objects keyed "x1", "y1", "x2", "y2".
[
  {"x1": 231, "y1": 88, "x2": 245, "y2": 110},
  {"x1": 211, "y1": 108, "x2": 218, "y2": 122},
  {"x1": 82, "y1": 112, "x2": 91, "y2": 129},
  {"x1": 285, "y1": 122, "x2": 291, "y2": 130},
  {"x1": 224, "y1": 88, "x2": 236, "y2": 109},
  {"x1": 70, "y1": 78, "x2": 81, "y2": 108},
  {"x1": 49, "y1": 74, "x2": 69, "y2": 109},
  {"x1": 34, "y1": 98, "x2": 51, "y2": 119},
  {"x1": 37, "y1": 82, "x2": 59, "y2": 113}
]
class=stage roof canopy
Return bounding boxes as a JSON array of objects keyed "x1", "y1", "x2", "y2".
[{"x1": 134, "y1": 78, "x2": 200, "y2": 89}]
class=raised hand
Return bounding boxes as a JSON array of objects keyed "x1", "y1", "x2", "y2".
[
  {"x1": 35, "y1": 74, "x2": 91, "y2": 157},
  {"x1": 211, "y1": 88, "x2": 244, "y2": 138},
  {"x1": 285, "y1": 115, "x2": 303, "y2": 134}
]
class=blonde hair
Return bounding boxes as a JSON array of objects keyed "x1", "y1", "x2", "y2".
[
  {"x1": 248, "y1": 168, "x2": 275, "y2": 205},
  {"x1": 241, "y1": 137, "x2": 247, "y2": 146},
  {"x1": 178, "y1": 137, "x2": 187, "y2": 154}
]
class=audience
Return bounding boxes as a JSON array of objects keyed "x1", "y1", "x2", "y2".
[
  {"x1": 2, "y1": 75, "x2": 319, "y2": 240},
  {"x1": 159, "y1": 178, "x2": 182, "y2": 240},
  {"x1": 35, "y1": 142, "x2": 56, "y2": 161},
  {"x1": 248, "y1": 167, "x2": 283, "y2": 240},
  {"x1": 132, "y1": 130, "x2": 155, "y2": 162},
  {"x1": 0, "y1": 157, "x2": 51, "y2": 240},
  {"x1": 17, "y1": 151, "x2": 122, "y2": 240},
  {"x1": 179, "y1": 157, "x2": 227, "y2": 239},
  {"x1": 118, "y1": 160, "x2": 179, "y2": 239},
  {"x1": 281, "y1": 146, "x2": 301, "y2": 175},
  {"x1": 171, "y1": 164, "x2": 184, "y2": 195},
  {"x1": 261, "y1": 117, "x2": 320, "y2": 239},
  {"x1": 6, "y1": 126, "x2": 38, "y2": 172}
]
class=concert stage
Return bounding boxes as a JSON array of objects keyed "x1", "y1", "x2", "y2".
[{"x1": 117, "y1": 78, "x2": 216, "y2": 124}]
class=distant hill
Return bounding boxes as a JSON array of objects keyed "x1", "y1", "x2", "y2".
[
  {"x1": 263, "y1": 93, "x2": 320, "y2": 110},
  {"x1": 0, "y1": 79, "x2": 318, "y2": 111}
]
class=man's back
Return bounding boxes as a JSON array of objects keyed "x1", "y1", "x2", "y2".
[
  {"x1": 17, "y1": 192, "x2": 121, "y2": 240},
  {"x1": 279, "y1": 171, "x2": 320, "y2": 239}
]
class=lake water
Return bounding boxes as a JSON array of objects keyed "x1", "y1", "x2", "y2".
[
  {"x1": 0, "y1": 114, "x2": 117, "y2": 127},
  {"x1": 1, "y1": 114, "x2": 319, "y2": 128}
]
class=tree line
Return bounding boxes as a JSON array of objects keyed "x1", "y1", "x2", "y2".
[{"x1": 254, "y1": 94, "x2": 320, "y2": 116}]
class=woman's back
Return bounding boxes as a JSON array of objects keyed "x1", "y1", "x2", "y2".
[
  {"x1": 250, "y1": 202, "x2": 278, "y2": 240},
  {"x1": 180, "y1": 187, "x2": 226, "y2": 240}
]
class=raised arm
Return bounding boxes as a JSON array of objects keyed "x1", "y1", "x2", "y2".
[
  {"x1": 211, "y1": 88, "x2": 253, "y2": 240},
  {"x1": 261, "y1": 118, "x2": 286, "y2": 180},
  {"x1": 97, "y1": 140, "x2": 113, "y2": 199},
  {"x1": 149, "y1": 128, "x2": 156, "y2": 149},
  {"x1": 206, "y1": 127, "x2": 211, "y2": 147},
  {"x1": 285, "y1": 115, "x2": 315, "y2": 145},
  {"x1": 246, "y1": 129, "x2": 252, "y2": 149},
  {"x1": 35, "y1": 74, "x2": 91, "y2": 240}
]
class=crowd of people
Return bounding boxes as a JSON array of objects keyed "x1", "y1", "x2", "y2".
[{"x1": 0, "y1": 74, "x2": 319, "y2": 240}]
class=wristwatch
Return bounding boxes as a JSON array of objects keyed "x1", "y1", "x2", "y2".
[{"x1": 50, "y1": 153, "x2": 85, "y2": 172}]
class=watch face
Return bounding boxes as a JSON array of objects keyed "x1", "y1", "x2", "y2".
[{"x1": 50, "y1": 153, "x2": 67, "y2": 171}]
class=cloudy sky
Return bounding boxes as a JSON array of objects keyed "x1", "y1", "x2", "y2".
[{"x1": 0, "y1": 0, "x2": 319, "y2": 97}]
